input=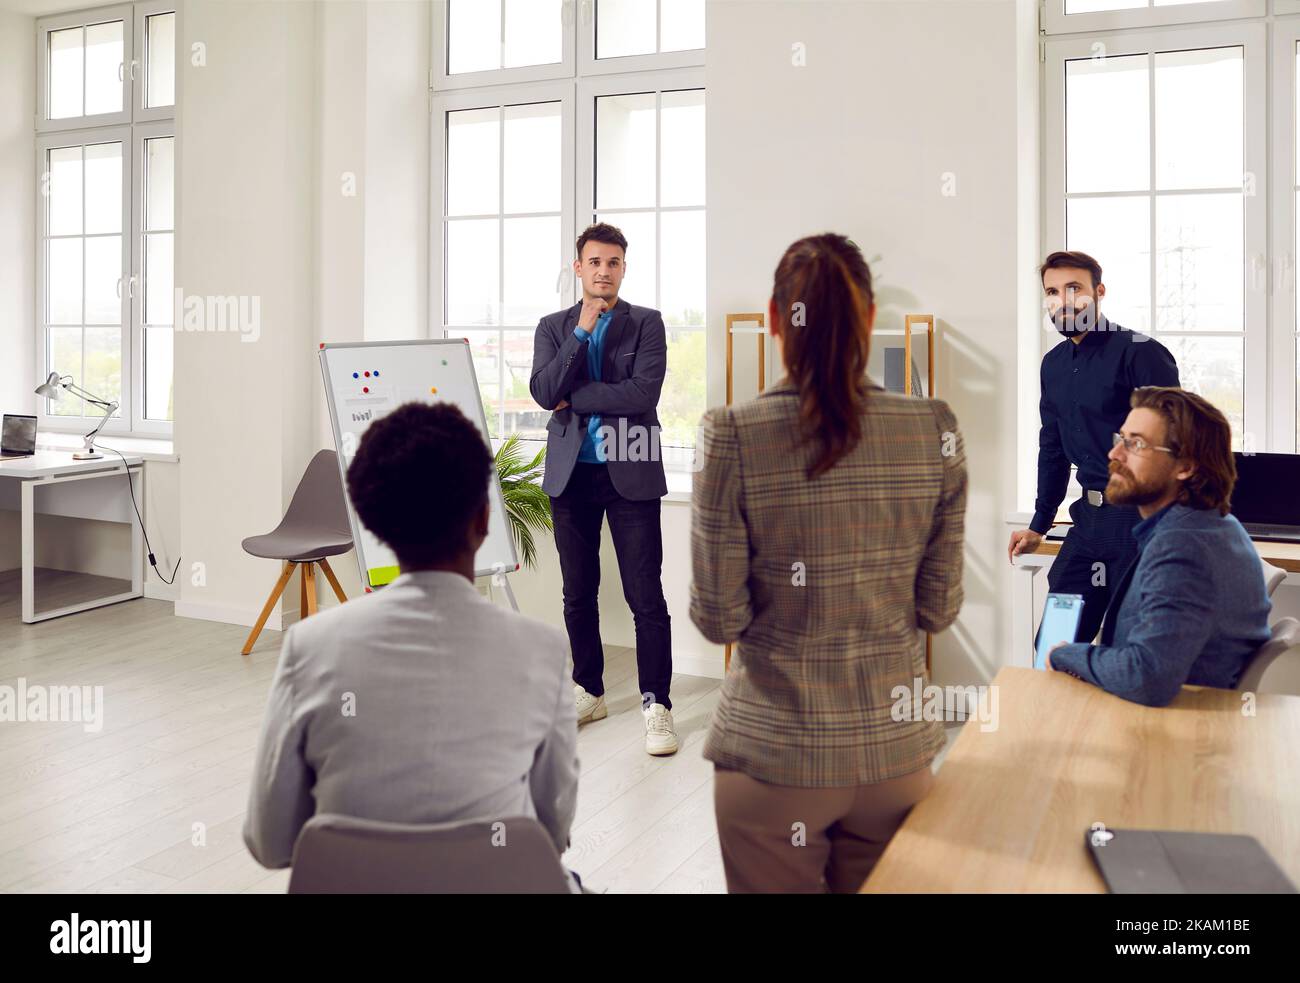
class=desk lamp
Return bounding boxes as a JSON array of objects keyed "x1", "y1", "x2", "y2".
[{"x1": 34, "y1": 372, "x2": 119, "y2": 460}]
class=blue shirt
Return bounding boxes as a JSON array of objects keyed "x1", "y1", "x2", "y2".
[
  {"x1": 1031, "y1": 317, "x2": 1180, "y2": 534},
  {"x1": 1050, "y1": 504, "x2": 1271, "y2": 706},
  {"x1": 574, "y1": 308, "x2": 614, "y2": 463},
  {"x1": 1131, "y1": 501, "x2": 1176, "y2": 549}
]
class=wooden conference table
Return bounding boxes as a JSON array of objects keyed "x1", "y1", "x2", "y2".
[{"x1": 862, "y1": 667, "x2": 1300, "y2": 892}]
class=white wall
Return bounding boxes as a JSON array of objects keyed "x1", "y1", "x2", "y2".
[
  {"x1": 172, "y1": 0, "x2": 432, "y2": 628},
  {"x1": 705, "y1": 0, "x2": 1035, "y2": 688},
  {"x1": 0, "y1": 9, "x2": 36, "y2": 574},
  {"x1": 0, "y1": 9, "x2": 35, "y2": 420},
  {"x1": 174, "y1": 0, "x2": 318, "y2": 628}
]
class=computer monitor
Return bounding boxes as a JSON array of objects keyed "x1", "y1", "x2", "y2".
[{"x1": 1231, "y1": 453, "x2": 1300, "y2": 529}]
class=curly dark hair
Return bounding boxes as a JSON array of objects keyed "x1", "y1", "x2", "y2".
[{"x1": 346, "y1": 401, "x2": 491, "y2": 566}]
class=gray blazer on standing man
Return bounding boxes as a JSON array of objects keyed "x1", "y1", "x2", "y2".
[{"x1": 530, "y1": 296, "x2": 668, "y2": 501}]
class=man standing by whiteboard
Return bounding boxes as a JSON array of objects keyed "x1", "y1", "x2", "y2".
[{"x1": 530, "y1": 223, "x2": 678, "y2": 757}]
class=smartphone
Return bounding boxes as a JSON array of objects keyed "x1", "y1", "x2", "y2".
[{"x1": 1035, "y1": 593, "x2": 1084, "y2": 669}]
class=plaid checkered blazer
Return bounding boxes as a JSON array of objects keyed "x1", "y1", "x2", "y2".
[{"x1": 690, "y1": 380, "x2": 967, "y2": 787}]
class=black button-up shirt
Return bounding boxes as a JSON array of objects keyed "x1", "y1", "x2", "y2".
[{"x1": 1031, "y1": 316, "x2": 1180, "y2": 534}]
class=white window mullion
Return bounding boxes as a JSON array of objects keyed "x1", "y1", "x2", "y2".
[
  {"x1": 36, "y1": 3, "x2": 134, "y2": 133},
  {"x1": 1240, "y1": 21, "x2": 1267, "y2": 452},
  {"x1": 577, "y1": 0, "x2": 704, "y2": 76},
  {"x1": 431, "y1": 0, "x2": 575, "y2": 92},
  {"x1": 1043, "y1": 0, "x2": 1265, "y2": 36},
  {"x1": 1045, "y1": 23, "x2": 1266, "y2": 452},
  {"x1": 35, "y1": 125, "x2": 133, "y2": 436},
  {"x1": 134, "y1": 2, "x2": 177, "y2": 123},
  {"x1": 1272, "y1": 20, "x2": 1300, "y2": 453},
  {"x1": 132, "y1": 120, "x2": 174, "y2": 435},
  {"x1": 497, "y1": 105, "x2": 507, "y2": 438}
]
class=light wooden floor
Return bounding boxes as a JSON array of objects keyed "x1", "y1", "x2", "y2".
[{"x1": 0, "y1": 569, "x2": 728, "y2": 893}]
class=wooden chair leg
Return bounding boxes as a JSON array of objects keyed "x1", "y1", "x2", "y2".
[
  {"x1": 299, "y1": 566, "x2": 308, "y2": 619},
  {"x1": 318, "y1": 557, "x2": 348, "y2": 604},
  {"x1": 304, "y1": 562, "x2": 318, "y2": 616},
  {"x1": 243, "y1": 562, "x2": 297, "y2": 656}
]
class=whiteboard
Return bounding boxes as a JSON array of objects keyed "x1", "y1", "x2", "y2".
[{"x1": 318, "y1": 340, "x2": 518, "y2": 588}]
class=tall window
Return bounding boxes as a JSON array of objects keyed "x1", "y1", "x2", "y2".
[
  {"x1": 432, "y1": 0, "x2": 705, "y2": 457},
  {"x1": 36, "y1": 3, "x2": 176, "y2": 437},
  {"x1": 439, "y1": 92, "x2": 571, "y2": 441},
  {"x1": 585, "y1": 78, "x2": 705, "y2": 450},
  {"x1": 1294, "y1": 36, "x2": 1300, "y2": 446},
  {"x1": 1044, "y1": 8, "x2": 1281, "y2": 451}
]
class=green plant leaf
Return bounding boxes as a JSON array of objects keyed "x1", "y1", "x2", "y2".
[{"x1": 495, "y1": 437, "x2": 551, "y2": 570}]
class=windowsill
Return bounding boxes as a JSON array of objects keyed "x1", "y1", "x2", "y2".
[
  {"x1": 37, "y1": 431, "x2": 178, "y2": 463},
  {"x1": 665, "y1": 468, "x2": 692, "y2": 503}
]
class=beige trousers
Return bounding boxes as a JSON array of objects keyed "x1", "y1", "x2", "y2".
[{"x1": 713, "y1": 764, "x2": 933, "y2": 893}]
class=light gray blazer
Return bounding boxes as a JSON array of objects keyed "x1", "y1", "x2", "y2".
[{"x1": 243, "y1": 570, "x2": 579, "y2": 868}]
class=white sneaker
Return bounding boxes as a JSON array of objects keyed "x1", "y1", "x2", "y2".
[
  {"x1": 575, "y1": 684, "x2": 607, "y2": 725},
  {"x1": 643, "y1": 703, "x2": 678, "y2": 756}
]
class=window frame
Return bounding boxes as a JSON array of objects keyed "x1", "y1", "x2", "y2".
[
  {"x1": 131, "y1": 119, "x2": 176, "y2": 436},
  {"x1": 431, "y1": 0, "x2": 578, "y2": 91},
  {"x1": 36, "y1": 1, "x2": 176, "y2": 438},
  {"x1": 431, "y1": 3, "x2": 706, "y2": 461},
  {"x1": 133, "y1": 2, "x2": 177, "y2": 124},
  {"x1": 1042, "y1": 0, "x2": 1266, "y2": 36},
  {"x1": 35, "y1": 125, "x2": 134, "y2": 436},
  {"x1": 578, "y1": 68, "x2": 705, "y2": 459},
  {"x1": 1274, "y1": 16, "x2": 1300, "y2": 450},
  {"x1": 430, "y1": 81, "x2": 578, "y2": 441},
  {"x1": 1043, "y1": 21, "x2": 1269, "y2": 449},
  {"x1": 577, "y1": 0, "x2": 706, "y2": 76},
  {"x1": 35, "y1": 3, "x2": 135, "y2": 133}
]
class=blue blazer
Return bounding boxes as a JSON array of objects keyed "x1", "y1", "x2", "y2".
[
  {"x1": 529, "y1": 298, "x2": 667, "y2": 501},
  {"x1": 1052, "y1": 504, "x2": 1271, "y2": 706}
]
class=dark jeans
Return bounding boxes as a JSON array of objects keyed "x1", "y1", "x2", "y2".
[
  {"x1": 1045, "y1": 495, "x2": 1140, "y2": 644},
  {"x1": 550, "y1": 463, "x2": 672, "y2": 709}
]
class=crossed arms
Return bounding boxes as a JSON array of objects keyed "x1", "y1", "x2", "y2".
[{"x1": 528, "y1": 310, "x2": 667, "y2": 416}]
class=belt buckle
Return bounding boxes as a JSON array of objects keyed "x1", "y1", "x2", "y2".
[{"x1": 1086, "y1": 489, "x2": 1104, "y2": 507}]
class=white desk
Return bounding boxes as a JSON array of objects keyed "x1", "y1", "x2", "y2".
[{"x1": 0, "y1": 451, "x2": 144, "y2": 622}]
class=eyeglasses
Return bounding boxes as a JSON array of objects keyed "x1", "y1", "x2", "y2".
[{"x1": 1112, "y1": 432, "x2": 1174, "y2": 456}]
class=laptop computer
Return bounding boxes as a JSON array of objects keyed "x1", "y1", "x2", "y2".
[
  {"x1": 1087, "y1": 827, "x2": 1296, "y2": 893},
  {"x1": 1231, "y1": 452, "x2": 1300, "y2": 542},
  {"x1": 0, "y1": 414, "x2": 37, "y2": 460}
]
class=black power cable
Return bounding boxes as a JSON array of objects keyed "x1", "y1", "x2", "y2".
[{"x1": 103, "y1": 445, "x2": 181, "y2": 586}]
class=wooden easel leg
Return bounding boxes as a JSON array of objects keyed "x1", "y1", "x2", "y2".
[
  {"x1": 304, "y1": 562, "x2": 318, "y2": 616},
  {"x1": 318, "y1": 557, "x2": 347, "y2": 604},
  {"x1": 242, "y1": 561, "x2": 297, "y2": 656}
]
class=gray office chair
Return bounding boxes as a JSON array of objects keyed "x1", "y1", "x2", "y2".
[
  {"x1": 1235, "y1": 617, "x2": 1300, "y2": 693},
  {"x1": 287, "y1": 813, "x2": 573, "y2": 894},
  {"x1": 241, "y1": 449, "x2": 353, "y2": 656},
  {"x1": 1261, "y1": 560, "x2": 1287, "y2": 598}
]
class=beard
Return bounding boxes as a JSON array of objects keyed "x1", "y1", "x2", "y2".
[
  {"x1": 1104, "y1": 460, "x2": 1170, "y2": 507},
  {"x1": 1051, "y1": 304, "x2": 1099, "y2": 337}
]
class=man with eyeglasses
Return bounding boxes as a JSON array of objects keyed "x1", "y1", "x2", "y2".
[
  {"x1": 1045, "y1": 387, "x2": 1270, "y2": 706},
  {"x1": 1008, "y1": 251, "x2": 1179, "y2": 645}
]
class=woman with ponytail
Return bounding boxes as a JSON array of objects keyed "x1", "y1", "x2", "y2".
[{"x1": 689, "y1": 233, "x2": 968, "y2": 893}]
